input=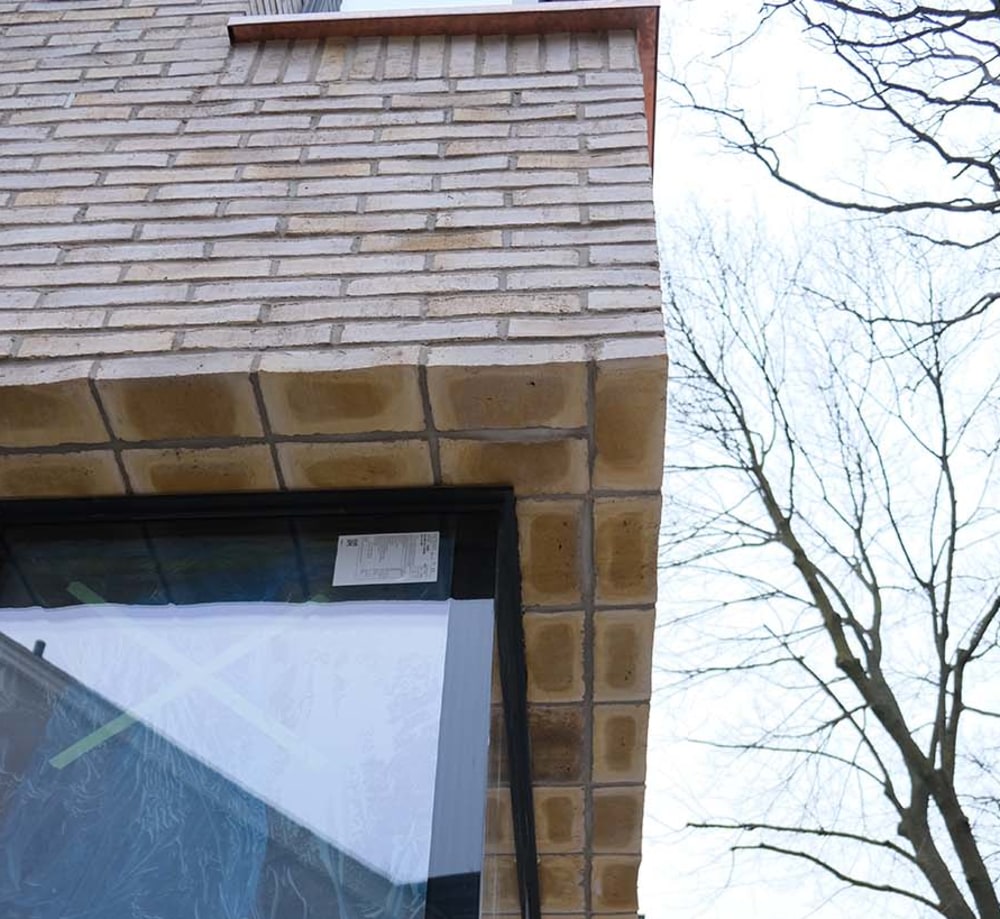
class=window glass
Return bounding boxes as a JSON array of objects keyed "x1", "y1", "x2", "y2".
[{"x1": 0, "y1": 510, "x2": 494, "y2": 919}]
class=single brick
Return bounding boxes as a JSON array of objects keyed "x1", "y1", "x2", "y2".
[
  {"x1": 594, "y1": 496, "x2": 661, "y2": 606},
  {"x1": 0, "y1": 376, "x2": 107, "y2": 447},
  {"x1": 360, "y1": 230, "x2": 503, "y2": 253},
  {"x1": 517, "y1": 499, "x2": 583, "y2": 606},
  {"x1": 427, "y1": 292, "x2": 582, "y2": 317},
  {"x1": 593, "y1": 704, "x2": 649, "y2": 783},
  {"x1": 529, "y1": 704, "x2": 584, "y2": 783},
  {"x1": 534, "y1": 787, "x2": 584, "y2": 853},
  {"x1": 481, "y1": 856, "x2": 519, "y2": 914},
  {"x1": 594, "y1": 354, "x2": 667, "y2": 489},
  {"x1": 591, "y1": 856, "x2": 641, "y2": 912},
  {"x1": 0, "y1": 451, "x2": 124, "y2": 498},
  {"x1": 538, "y1": 855, "x2": 585, "y2": 912},
  {"x1": 439, "y1": 439, "x2": 588, "y2": 496},
  {"x1": 432, "y1": 249, "x2": 577, "y2": 270},
  {"x1": 259, "y1": 363, "x2": 425, "y2": 435},
  {"x1": 594, "y1": 608, "x2": 654, "y2": 702},
  {"x1": 123, "y1": 445, "x2": 278, "y2": 494},
  {"x1": 427, "y1": 361, "x2": 587, "y2": 431},
  {"x1": 16, "y1": 330, "x2": 175, "y2": 359},
  {"x1": 96, "y1": 367, "x2": 263, "y2": 442},
  {"x1": 592, "y1": 786, "x2": 644, "y2": 853},
  {"x1": 523, "y1": 611, "x2": 584, "y2": 702},
  {"x1": 484, "y1": 787, "x2": 515, "y2": 855},
  {"x1": 277, "y1": 440, "x2": 434, "y2": 490},
  {"x1": 507, "y1": 267, "x2": 659, "y2": 290}
]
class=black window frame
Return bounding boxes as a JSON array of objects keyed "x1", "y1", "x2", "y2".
[{"x1": 0, "y1": 486, "x2": 541, "y2": 919}]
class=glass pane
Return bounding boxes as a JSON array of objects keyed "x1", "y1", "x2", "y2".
[{"x1": 0, "y1": 513, "x2": 489, "y2": 919}]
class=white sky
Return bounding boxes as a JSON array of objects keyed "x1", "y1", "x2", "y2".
[{"x1": 643, "y1": 4, "x2": 1000, "y2": 918}]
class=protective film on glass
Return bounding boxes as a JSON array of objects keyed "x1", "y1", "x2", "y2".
[{"x1": 0, "y1": 515, "x2": 481, "y2": 919}]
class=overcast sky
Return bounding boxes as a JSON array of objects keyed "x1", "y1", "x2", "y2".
[{"x1": 644, "y1": 4, "x2": 882, "y2": 916}]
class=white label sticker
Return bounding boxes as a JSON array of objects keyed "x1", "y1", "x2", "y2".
[{"x1": 332, "y1": 531, "x2": 440, "y2": 587}]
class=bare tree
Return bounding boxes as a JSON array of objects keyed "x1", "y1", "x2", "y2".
[
  {"x1": 668, "y1": 2, "x2": 1000, "y2": 244},
  {"x1": 661, "y1": 215, "x2": 1000, "y2": 918}
]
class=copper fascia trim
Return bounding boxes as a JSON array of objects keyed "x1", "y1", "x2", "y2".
[{"x1": 227, "y1": 0, "x2": 660, "y2": 157}]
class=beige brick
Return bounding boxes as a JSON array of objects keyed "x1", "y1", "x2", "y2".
[
  {"x1": 594, "y1": 355, "x2": 666, "y2": 489},
  {"x1": 508, "y1": 314, "x2": 662, "y2": 339},
  {"x1": 524, "y1": 610, "x2": 584, "y2": 702},
  {"x1": 517, "y1": 499, "x2": 583, "y2": 606},
  {"x1": 432, "y1": 249, "x2": 577, "y2": 271},
  {"x1": 97, "y1": 371, "x2": 263, "y2": 442},
  {"x1": 17, "y1": 330, "x2": 175, "y2": 360},
  {"x1": 594, "y1": 496, "x2": 661, "y2": 606},
  {"x1": 538, "y1": 855, "x2": 585, "y2": 912},
  {"x1": 0, "y1": 451, "x2": 124, "y2": 498},
  {"x1": 259, "y1": 364, "x2": 424, "y2": 436},
  {"x1": 277, "y1": 440, "x2": 434, "y2": 490},
  {"x1": 484, "y1": 787, "x2": 515, "y2": 855},
  {"x1": 0, "y1": 377, "x2": 107, "y2": 447},
  {"x1": 345, "y1": 273, "x2": 498, "y2": 297},
  {"x1": 530, "y1": 704, "x2": 584, "y2": 783},
  {"x1": 428, "y1": 361, "x2": 587, "y2": 431},
  {"x1": 594, "y1": 608, "x2": 654, "y2": 702},
  {"x1": 593, "y1": 704, "x2": 648, "y2": 783},
  {"x1": 427, "y1": 292, "x2": 582, "y2": 317},
  {"x1": 591, "y1": 856, "x2": 640, "y2": 912},
  {"x1": 439, "y1": 439, "x2": 588, "y2": 496},
  {"x1": 481, "y1": 856, "x2": 520, "y2": 914},
  {"x1": 534, "y1": 787, "x2": 584, "y2": 853},
  {"x1": 588, "y1": 288, "x2": 661, "y2": 311},
  {"x1": 360, "y1": 230, "x2": 503, "y2": 253},
  {"x1": 435, "y1": 205, "x2": 581, "y2": 229},
  {"x1": 123, "y1": 445, "x2": 278, "y2": 494},
  {"x1": 507, "y1": 267, "x2": 659, "y2": 290},
  {"x1": 592, "y1": 786, "x2": 644, "y2": 853},
  {"x1": 275, "y1": 254, "x2": 424, "y2": 276}
]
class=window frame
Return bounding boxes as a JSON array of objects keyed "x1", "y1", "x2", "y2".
[{"x1": 0, "y1": 486, "x2": 541, "y2": 919}]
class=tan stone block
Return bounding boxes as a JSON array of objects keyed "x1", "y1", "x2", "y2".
[
  {"x1": 481, "y1": 856, "x2": 520, "y2": 914},
  {"x1": 260, "y1": 365, "x2": 425, "y2": 435},
  {"x1": 594, "y1": 608, "x2": 654, "y2": 701},
  {"x1": 593, "y1": 704, "x2": 648, "y2": 783},
  {"x1": 594, "y1": 355, "x2": 666, "y2": 489},
  {"x1": 484, "y1": 787, "x2": 515, "y2": 854},
  {"x1": 97, "y1": 373, "x2": 262, "y2": 442},
  {"x1": 440, "y1": 438, "x2": 588, "y2": 496},
  {"x1": 534, "y1": 787, "x2": 584, "y2": 853},
  {"x1": 524, "y1": 611, "x2": 584, "y2": 702},
  {"x1": 538, "y1": 855, "x2": 585, "y2": 912},
  {"x1": 530, "y1": 704, "x2": 584, "y2": 783},
  {"x1": 517, "y1": 499, "x2": 582, "y2": 606},
  {"x1": 122, "y1": 445, "x2": 278, "y2": 494},
  {"x1": 592, "y1": 786, "x2": 644, "y2": 853},
  {"x1": 0, "y1": 451, "x2": 123, "y2": 498},
  {"x1": 427, "y1": 361, "x2": 587, "y2": 431},
  {"x1": 277, "y1": 440, "x2": 433, "y2": 489},
  {"x1": 591, "y1": 856, "x2": 640, "y2": 912},
  {"x1": 594, "y1": 496, "x2": 660, "y2": 606},
  {"x1": 0, "y1": 378, "x2": 107, "y2": 448}
]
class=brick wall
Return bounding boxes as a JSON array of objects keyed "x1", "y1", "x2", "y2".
[
  {"x1": 0, "y1": 0, "x2": 659, "y2": 360},
  {"x1": 0, "y1": 1, "x2": 665, "y2": 916}
]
